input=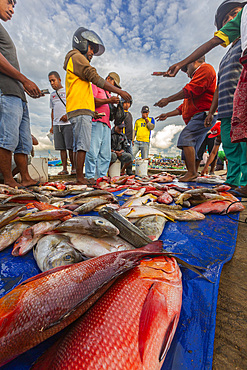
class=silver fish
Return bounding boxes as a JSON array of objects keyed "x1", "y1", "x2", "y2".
[
  {"x1": 63, "y1": 233, "x2": 132, "y2": 258},
  {"x1": 0, "y1": 222, "x2": 31, "y2": 251},
  {"x1": 134, "y1": 215, "x2": 168, "y2": 240},
  {"x1": 0, "y1": 206, "x2": 26, "y2": 229},
  {"x1": 33, "y1": 234, "x2": 84, "y2": 271},
  {"x1": 54, "y1": 216, "x2": 119, "y2": 238}
]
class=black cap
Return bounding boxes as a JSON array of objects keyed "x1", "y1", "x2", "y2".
[
  {"x1": 141, "y1": 106, "x2": 149, "y2": 113},
  {"x1": 215, "y1": 0, "x2": 247, "y2": 30}
]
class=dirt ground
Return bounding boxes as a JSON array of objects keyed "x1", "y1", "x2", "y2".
[{"x1": 212, "y1": 203, "x2": 247, "y2": 370}]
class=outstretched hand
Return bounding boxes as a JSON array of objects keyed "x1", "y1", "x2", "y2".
[
  {"x1": 155, "y1": 113, "x2": 169, "y2": 122},
  {"x1": 163, "y1": 63, "x2": 182, "y2": 77},
  {"x1": 154, "y1": 98, "x2": 169, "y2": 108}
]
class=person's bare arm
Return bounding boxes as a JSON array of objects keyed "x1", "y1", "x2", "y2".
[
  {"x1": 204, "y1": 86, "x2": 219, "y2": 127},
  {"x1": 156, "y1": 109, "x2": 180, "y2": 122},
  {"x1": 153, "y1": 36, "x2": 223, "y2": 78},
  {"x1": 94, "y1": 96, "x2": 119, "y2": 107},
  {"x1": 103, "y1": 80, "x2": 131, "y2": 102},
  {"x1": 154, "y1": 90, "x2": 184, "y2": 108},
  {"x1": 0, "y1": 52, "x2": 41, "y2": 97},
  {"x1": 50, "y1": 110, "x2": 54, "y2": 134}
]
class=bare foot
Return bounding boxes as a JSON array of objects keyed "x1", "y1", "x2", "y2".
[
  {"x1": 76, "y1": 176, "x2": 89, "y2": 185},
  {"x1": 21, "y1": 180, "x2": 40, "y2": 187},
  {"x1": 5, "y1": 180, "x2": 23, "y2": 188},
  {"x1": 178, "y1": 173, "x2": 198, "y2": 182}
]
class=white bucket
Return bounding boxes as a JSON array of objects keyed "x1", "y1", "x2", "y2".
[
  {"x1": 17, "y1": 158, "x2": 48, "y2": 183},
  {"x1": 135, "y1": 159, "x2": 148, "y2": 177},
  {"x1": 108, "y1": 159, "x2": 121, "y2": 178}
]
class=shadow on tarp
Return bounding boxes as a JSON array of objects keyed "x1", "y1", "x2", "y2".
[{"x1": 0, "y1": 189, "x2": 240, "y2": 370}]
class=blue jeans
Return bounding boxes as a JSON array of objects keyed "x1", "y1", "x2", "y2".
[
  {"x1": 85, "y1": 121, "x2": 111, "y2": 178},
  {"x1": 0, "y1": 93, "x2": 32, "y2": 154},
  {"x1": 133, "y1": 141, "x2": 150, "y2": 159}
]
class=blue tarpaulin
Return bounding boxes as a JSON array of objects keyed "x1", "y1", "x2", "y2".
[{"x1": 0, "y1": 187, "x2": 240, "y2": 369}]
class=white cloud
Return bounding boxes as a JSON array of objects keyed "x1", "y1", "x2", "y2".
[
  {"x1": 151, "y1": 124, "x2": 184, "y2": 149},
  {"x1": 2, "y1": 0, "x2": 227, "y2": 157}
]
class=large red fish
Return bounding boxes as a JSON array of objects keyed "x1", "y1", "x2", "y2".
[
  {"x1": 190, "y1": 199, "x2": 244, "y2": 214},
  {"x1": 32, "y1": 256, "x2": 182, "y2": 370},
  {"x1": 0, "y1": 242, "x2": 165, "y2": 367}
]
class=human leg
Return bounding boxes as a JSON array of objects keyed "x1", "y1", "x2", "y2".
[
  {"x1": 70, "y1": 115, "x2": 92, "y2": 184},
  {"x1": 63, "y1": 124, "x2": 75, "y2": 172},
  {"x1": 119, "y1": 152, "x2": 132, "y2": 174},
  {"x1": 221, "y1": 118, "x2": 243, "y2": 187},
  {"x1": 140, "y1": 142, "x2": 150, "y2": 159},
  {"x1": 59, "y1": 150, "x2": 68, "y2": 174},
  {"x1": 85, "y1": 121, "x2": 103, "y2": 179},
  {"x1": 14, "y1": 102, "x2": 37, "y2": 187},
  {"x1": 125, "y1": 140, "x2": 134, "y2": 175},
  {"x1": 178, "y1": 146, "x2": 198, "y2": 182},
  {"x1": 96, "y1": 124, "x2": 111, "y2": 178},
  {"x1": 132, "y1": 141, "x2": 141, "y2": 159}
]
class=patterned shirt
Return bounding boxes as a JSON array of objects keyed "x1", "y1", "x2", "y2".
[{"x1": 217, "y1": 39, "x2": 242, "y2": 119}]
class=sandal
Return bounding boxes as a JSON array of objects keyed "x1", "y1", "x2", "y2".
[
  {"x1": 58, "y1": 170, "x2": 69, "y2": 175},
  {"x1": 70, "y1": 169, "x2": 76, "y2": 175}
]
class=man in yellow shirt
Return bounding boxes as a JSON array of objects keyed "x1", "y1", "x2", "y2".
[{"x1": 133, "y1": 106, "x2": 155, "y2": 159}]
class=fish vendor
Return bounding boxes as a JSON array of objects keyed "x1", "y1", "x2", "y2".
[
  {"x1": 110, "y1": 122, "x2": 133, "y2": 175},
  {"x1": 63, "y1": 27, "x2": 131, "y2": 186},
  {"x1": 0, "y1": 0, "x2": 42, "y2": 188}
]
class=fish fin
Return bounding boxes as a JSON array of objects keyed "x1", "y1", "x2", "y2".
[
  {"x1": 20, "y1": 264, "x2": 74, "y2": 286},
  {"x1": 159, "y1": 314, "x2": 179, "y2": 362},
  {"x1": 174, "y1": 257, "x2": 213, "y2": 283},
  {"x1": 139, "y1": 283, "x2": 167, "y2": 363}
]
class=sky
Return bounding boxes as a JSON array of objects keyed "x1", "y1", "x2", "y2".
[{"x1": 4, "y1": 0, "x2": 227, "y2": 157}]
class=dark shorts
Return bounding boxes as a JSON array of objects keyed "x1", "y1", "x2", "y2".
[
  {"x1": 53, "y1": 124, "x2": 73, "y2": 151},
  {"x1": 111, "y1": 152, "x2": 132, "y2": 164},
  {"x1": 177, "y1": 112, "x2": 216, "y2": 160}
]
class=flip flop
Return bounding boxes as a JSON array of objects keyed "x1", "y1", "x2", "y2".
[
  {"x1": 70, "y1": 169, "x2": 76, "y2": 175},
  {"x1": 58, "y1": 170, "x2": 69, "y2": 175}
]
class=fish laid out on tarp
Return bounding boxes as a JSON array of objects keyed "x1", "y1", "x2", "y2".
[
  {"x1": 0, "y1": 205, "x2": 26, "y2": 228},
  {"x1": 32, "y1": 256, "x2": 182, "y2": 370},
  {"x1": 99, "y1": 207, "x2": 153, "y2": 248},
  {"x1": 54, "y1": 216, "x2": 119, "y2": 238},
  {"x1": 16, "y1": 209, "x2": 73, "y2": 222},
  {"x1": 118, "y1": 205, "x2": 167, "y2": 219},
  {"x1": 74, "y1": 198, "x2": 110, "y2": 214},
  {"x1": 0, "y1": 222, "x2": 31, "y2": 251},
  {"x1": 134, "y1": 215, "x2": 168, "y2": 240},
  {"x1": 151, "y1": 204, "x2": 206, "y2": 221},
  {"x1": 12, "y1": 220, "x2": 61, "y2": 256},
  {"x1": 190, "y1": 200, "x2": 245, "y2": 214},
  {"x1": 0, "y1": 242, "x2": 164, "y2": 367},
  {"x1": 33, "y1": 234, "x2": 84, "y2": 271},
  {"x1": 119, "y1": 194, "x2": 157, "y2": 209}
]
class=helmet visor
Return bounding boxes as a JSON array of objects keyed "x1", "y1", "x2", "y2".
[{"x1": 81, "y1": 30, "x2": 105, "y2": 56}]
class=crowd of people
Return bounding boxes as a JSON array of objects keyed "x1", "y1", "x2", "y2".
[{"x1": 0, "y1": 0, "x2": 247, "y2": 196}]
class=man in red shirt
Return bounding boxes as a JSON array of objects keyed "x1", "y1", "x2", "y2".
[{"x1": 155, "y1": 57, "x2": 216, "y2": 182}]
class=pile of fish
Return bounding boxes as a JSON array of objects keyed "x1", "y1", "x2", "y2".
[{"x1": 0, "y1": 175, "x2": 245, "y2": 368}]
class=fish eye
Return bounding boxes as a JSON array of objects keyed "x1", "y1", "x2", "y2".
[
  {"x1": 95, "y1": 220, "x2": 104, "y2": 225},
  {"x1": 64, "y1": 254, "x2": 72, "y2": 261}
]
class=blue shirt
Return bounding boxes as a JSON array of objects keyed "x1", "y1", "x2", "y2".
[{"x1": 217, "y1": 39, "x2": 242, "y2": 119}]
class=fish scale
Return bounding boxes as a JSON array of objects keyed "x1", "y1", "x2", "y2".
[
  {"x1": 0, "y1": 243, "x2": 164, "y2": 367},
  {"x1": 32, "y1": 256, "x2": 182, "y2": 370}
]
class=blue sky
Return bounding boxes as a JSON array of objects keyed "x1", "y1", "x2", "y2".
[{"x1": 4, "y1": 0, "x2": 227, "y2": 156}]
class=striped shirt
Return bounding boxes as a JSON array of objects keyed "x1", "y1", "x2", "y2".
[{"x1": 217, "y1": 39, "x2": 242, "y2": 119}]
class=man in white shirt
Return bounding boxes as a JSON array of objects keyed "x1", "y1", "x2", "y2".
[{"x1": 49, "y1": 71, "x2": 75, "y2": 175}]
